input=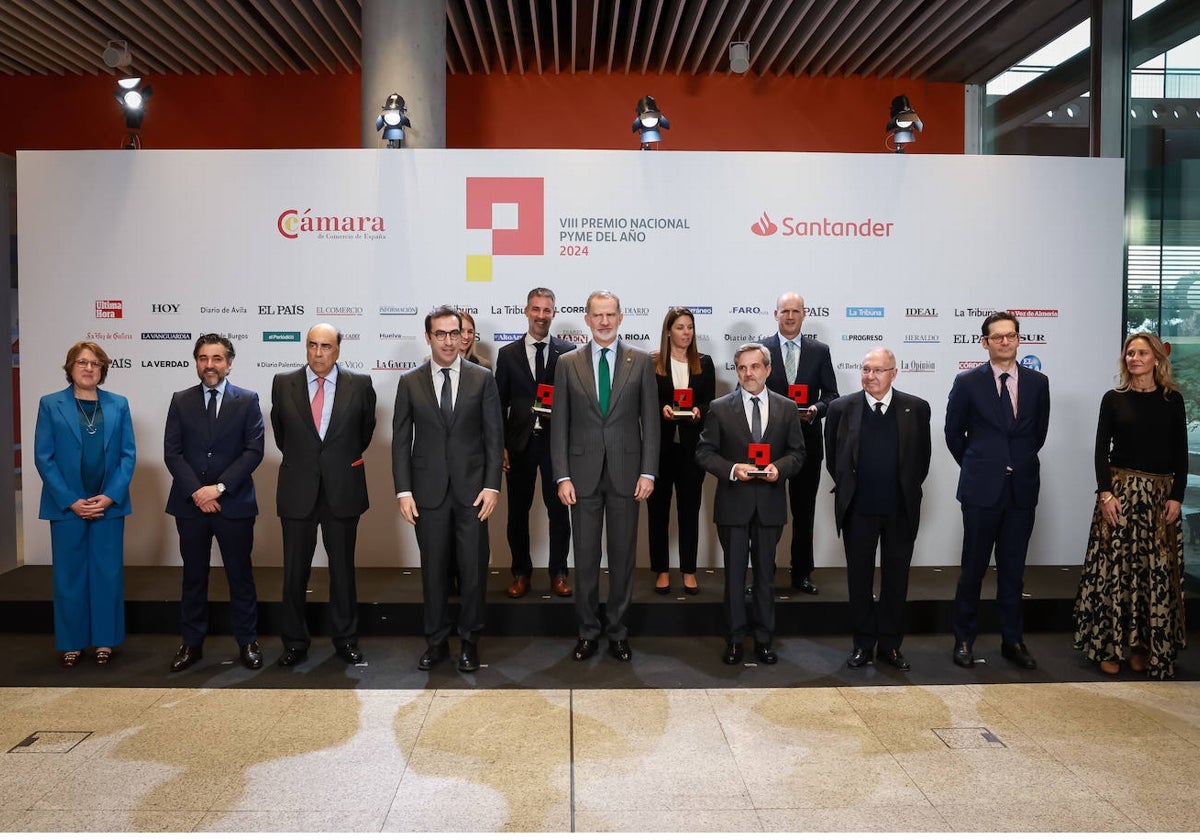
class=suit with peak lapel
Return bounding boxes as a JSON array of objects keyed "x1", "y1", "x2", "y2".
[
  {"x1": 393, "y1": 358, "x2": 504, "y2": 646},
  {"x1": 825, "y1": 388, "x2": 931, "y2": 653},
  {"x1": 270, "y1": 364, "x2": 377, "y2": 653},
  {"x1": 762, "y1": 332, "x2": 838, "y2": 585},
  {"x1": 945, "y1": 362, "x2": 1050, "y2": 646},
  {"x1": 495, "y1": 334, "x2": 575, "y2": 581},
  {"x1": 164, "y1": 381, "x2": 265, "y2": 648},
  {"x1": 551, "y1": 340, "x2": 660, "y2": 642},
  {"x1": 695, "y1": 387, "x2": 805, "y2": 644}
]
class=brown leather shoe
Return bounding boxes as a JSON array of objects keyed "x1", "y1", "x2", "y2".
[
  {"x1": 506, "y1": 575, "x2": 530, "y2": 598},
  {"x1": 551, "y1": 576, "x2": 573, "y2": 597}
]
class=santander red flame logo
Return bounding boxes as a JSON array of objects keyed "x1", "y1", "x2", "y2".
[{"x1": 750, "y1": 211, "x2": 778, "y2": 236}]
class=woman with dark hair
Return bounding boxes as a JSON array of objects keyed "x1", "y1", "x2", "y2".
[
  {"x1": 34, "y1": 341, "x2": 136, "y2": 667},
  {"x1": 1074, "y1": 333, "x2": 1188, "y2": 678},
  {"x1": 647, "y1": 307, "x2": 714, "y2": 595}
]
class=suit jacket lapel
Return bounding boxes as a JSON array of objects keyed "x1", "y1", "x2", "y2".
[
  {"x1": 57, "y1": 388, "x2": 82, "y2": 444},
  {"x1": 98, "y1": 389, "x2": 118, "y2": 448},
  {"x1": 845, "y1": 392, "x2": 863, "y2": 472},
  {"x1": 608, "y1": 342, "x2": 633, "y2": 409},
  {"x1": 577, "y1": 344, "x2": 602, "y2": 413}
]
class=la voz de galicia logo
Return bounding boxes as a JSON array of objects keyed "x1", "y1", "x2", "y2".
[{"x1": 465, "y1": 177, "x2": 544, "y2": 282}]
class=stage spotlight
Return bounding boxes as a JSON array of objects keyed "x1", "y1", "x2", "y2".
[
  {"x1": 729, "y1": 41, "x2": 750, "y2": 73},
  {"x1": 375, "y1": 93, "x2": 412, "y2": 148},
  {"x1": 886, "y1": 94, "x2": 922, "y2": 153},
  {"x1": 113, "y1": 76, "x2": 152, "y2": 148},
  {"x1": 633, "y1": 95, "x2": 670, "y2": 150}
]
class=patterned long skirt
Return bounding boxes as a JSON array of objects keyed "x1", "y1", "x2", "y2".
[{"x1": 1073, "y1": 467, "x2": 1187, "y2": 678}]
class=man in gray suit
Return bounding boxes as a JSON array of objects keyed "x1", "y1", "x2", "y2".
[
  {"x1": 552, "y1": 290, "x2": 660, "y2": 662},
  {"x1": 393, "y1": 305, "x2": 504, "y2": 673}
]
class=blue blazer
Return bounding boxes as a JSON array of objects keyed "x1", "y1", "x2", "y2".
[
  {"x1": 35, "y1": 385, "x2": 136, "y2": 521},
  {"x1": 945, "y1": 363, "x2": 1050, "y2": 509},
  {"x1": 164, "y1": 382, "x2": 265, "y2": 519}
]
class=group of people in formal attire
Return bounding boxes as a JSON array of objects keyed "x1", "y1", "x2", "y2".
[{"x1": 33, "y1": 293, "x2": 1188, "y2": 679}]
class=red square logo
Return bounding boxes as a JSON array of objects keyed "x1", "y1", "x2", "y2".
[{"x1": 466, "y1": 177, "x2": 544, "y2": 256}]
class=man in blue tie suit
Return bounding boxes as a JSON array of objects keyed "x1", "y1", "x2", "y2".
[{"x1": 164, "y1": 334, "x2": 265, "y2": 672}]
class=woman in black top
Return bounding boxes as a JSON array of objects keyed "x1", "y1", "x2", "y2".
[
  {"x1": 647, "y1": 307, "x2": 715, "y2": 595},
  {"x1": 1074, "y1": 333, "x2": 1188, "y2": 678}
]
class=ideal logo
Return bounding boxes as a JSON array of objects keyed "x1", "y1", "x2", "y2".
[
  {"x1": 465, "y1": 177, "x2": 544, "y2": 282},
  {"x1": 750, "y1": 212, "x2": 778, "y2": 236}
]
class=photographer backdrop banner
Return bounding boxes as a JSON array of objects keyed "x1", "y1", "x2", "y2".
[{"x1": 17, "y1": 149, "x2": 1124, "y2": 570}]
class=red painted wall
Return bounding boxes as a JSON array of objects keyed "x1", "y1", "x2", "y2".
[{"x1": 0, "y1": 71, "x2": 962, "y2": 155}]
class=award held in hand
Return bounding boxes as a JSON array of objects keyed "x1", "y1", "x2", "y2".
[
  {"x1": 671, "y1": 388, "x2": 694, "y2": 419},
  {"x1": 533, "y1": 383, "x2": 554, "y2": 416},
  {"x1": 747, "y1": 442, "x2": 772, "y2": 479},
  {"x1": 788, "y1": 383, "x2": 809, "y2": 410}
]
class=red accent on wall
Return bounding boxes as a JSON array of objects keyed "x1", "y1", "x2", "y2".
[{"x1": 0, "y1": 71, "x2": 962, "y2": 155}]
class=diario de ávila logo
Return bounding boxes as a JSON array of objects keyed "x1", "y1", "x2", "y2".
[
  {"x1": 465, "y1": 177, "x2": 544, "y2": 282},
  {"x1": 276, "y1": 208, "x2": 386, "y2": 240},
  {"x1": 95, "y1": 300, "x2": 123, "y2": 319},
  {"x1": 751, "y1": 211, "x2": 894, "y2": 238}
]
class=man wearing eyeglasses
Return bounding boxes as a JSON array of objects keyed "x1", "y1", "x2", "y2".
[
  {"x1": 393, "y1": 305, "x2": 503, "y2": 673},
  {"x1": 825, "y1": 348, "x2": 931, "y2": 671},
  {"x1": 945, "y1": 311, "x2": 1050, "y2": 671}
]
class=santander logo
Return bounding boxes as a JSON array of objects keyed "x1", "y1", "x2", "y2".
[{"x1": 750, "y1": 211, "x2": 778, "y2": 236}]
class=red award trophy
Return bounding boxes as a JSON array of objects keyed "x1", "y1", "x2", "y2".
[
  {"x1": 788, "y1": 383, "x2": 809, "y2": 409},
  {"x1": 747, "y1": 442, "x2": 772, "y2": 478},
  {"x1": 533, "y1": 383, "x2": 554, "y2": 416},
  {"x1": 671, "y1": 388, "x2": 694, "y2": 419}
]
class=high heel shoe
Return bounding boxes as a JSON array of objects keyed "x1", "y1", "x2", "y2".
[{"x1": 95, "y1": 648, "x2": 112, "y2": 666}]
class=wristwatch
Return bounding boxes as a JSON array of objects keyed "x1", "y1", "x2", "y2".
[{"x1": 216, "y1": 483, "x2": 226, "y2": 495}]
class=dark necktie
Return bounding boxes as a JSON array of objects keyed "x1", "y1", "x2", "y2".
[
  {"x1": 874, "y1": 401, "x2": 884, "y2": 415},
  {"x1": 440, "y1": 368, "x2": 454, "y2": 424},
  {"x1": 534, "y1": 341, "x2": 546, "y2": 383},
  {"x1": 999, "y1": 372, "x2": 1015, "y2": 425},
  {"x1": 207, "y1": 388, "x2": 218, "y2": 429},
  {"x1": 750, "y1": 396, "x2": 762, "y2": 442},
  {"x1": 598, "y1": 348, "x2": 611, "y2": 415}
]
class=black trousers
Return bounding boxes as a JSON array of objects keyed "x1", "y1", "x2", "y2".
[
  {"x1": 415, "y1": 494, "x2": 489, "y2": 646},
  {"x1": 505, "y1": 430, "x2": 571, "y2": 579},
  {"x1": 646, "y1": 438, "x2": 704, "y2": 574},
  {"x1": 718, "y1": 515, "x2": 780, "y2": 645},
  {"x1": 787, "y1": 454, "x2": 822, "y2": 580},
  {"x1": 177, "y1": 515, "x2": 258, "y2": 647},
  {"x1": 842, "y1": 510, "x2": 915, "y2": 651}
]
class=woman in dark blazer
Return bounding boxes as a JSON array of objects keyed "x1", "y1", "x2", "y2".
[
  {"x1": 647, "y1": 306, "x2": 715, "y2": 595},
  {"x1": 34, "y1": 341, "x2": 136, "y2": 667}
]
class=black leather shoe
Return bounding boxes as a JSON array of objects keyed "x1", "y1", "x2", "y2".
[
  {"x1": 170, "y1": 644, "x2": 202, "y2": 673},
  {"x1": 418, "y1": 643, "x2": 449, "y2": 671},
  {"x1": 723, "y1": 642, "x2": 744, "y2": 665},
  {"x1": 878, "y1": 648, "x2": 910, "y2": 671},
  {"x1": 794, "y1": 577, "x2": 819, "y2": 595},
  {"x1": 239, "y1": 641, "x2": 262, "y2": 670},
  {"x1": 608, "y1": 639, "x2": 633, "y2": 662},
  {"x1": 458, "y1": 641, "x2": 479, "y2": 673},
  {"x1": 1001, "y1": 641, "x2": 1037, "y2": 670},
  {"x1": 277, "y1": 647, "x2": 308, "y2": 668},
  {"x1": 952, "y1": 641, "x2": 974, "y2": 669},
  {"x1": 846, "y1": 647, "x2": 872, "y2": 668},
  {"x1": 335, "y1": 643, "x2": 364, "y2": 665},
  {"x1": 754, "y1": 643, "x2": 778, "y2": 664},
  {"x1": 572, "y1": 638, "x2": 599, "y2": 661}
]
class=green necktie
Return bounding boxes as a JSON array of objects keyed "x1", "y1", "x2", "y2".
[{"x1": 598, "y1": 347, "x2": 611, "y2": 415}]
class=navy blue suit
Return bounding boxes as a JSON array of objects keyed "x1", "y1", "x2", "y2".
[
  {"x1": 945, "y1": 363, "x2": 1050, "y2": 645},
  {"x1": 164, "y1": 382, "x2": 265, "y2": 647}
]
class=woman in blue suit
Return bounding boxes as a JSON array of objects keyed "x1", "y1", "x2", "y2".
[{"x1": 35, "y1": 341, "x2": 136, "y2": 667}]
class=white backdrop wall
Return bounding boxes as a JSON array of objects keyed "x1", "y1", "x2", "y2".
[{"x1": 17, "y1": 149, "x2": 1124, "y2": 571}]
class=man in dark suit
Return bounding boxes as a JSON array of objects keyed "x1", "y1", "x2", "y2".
[
  {"x1": 945, "y1": 311, "x2": 1050, "y2": 670},
  {"x1": 696, "y1": 342, "x2": 804, "y2": 665},
  {"x1": 825, "y1": 348, "x2": 931, "y2": 671},
  {"x1": 495, "y1": 287, "x2": 575, "y2": 599},
  {"x1": 551, "y1": 290, "x2": 659, "y2": 662},
  {"x1": 762, "y1": 291, "x2": 838, "y2": 595},
  {"x1": 393, "y1": 305, "x2": 504, "y2": 672},
  {"x1": 164, "y1": 334, "x2": 265, "y2": 672},
  {"x1": 270, "y1": 323, "x2": 377, "y2": 667}
]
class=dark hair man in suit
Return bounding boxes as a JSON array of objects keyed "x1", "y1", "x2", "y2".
[
  {"x1": 271, "y1": 322, "x2": 377, "y2": 668},
  {"x1": 165, "y1": 334, "x2": 265, "y2": 672},
  {"x1": 761, "y1": 291, "x2": 838, "y2": 595},
  {"x1": 552, "y1": 290, "x2": 660, "y2": 663},
  {"x1": 825, "y1": 348, "x2": 931, "y2": 672},
  {"x1": 495, "y1": 288, "x2": 576, "y2": 599},
  {"x1": 393, "y1": 305, "x2": 504, "y2": 672},
  {"x1": 696, "y1": 342, "x2": 805, "y2": 666},
  {"x1": 946, "y1": 311, "x2": 1050, "y2": 670}
]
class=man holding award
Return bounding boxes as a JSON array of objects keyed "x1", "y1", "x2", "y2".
[{"x1": 696, "y1": 342, "x2": 805, "y2": 665}]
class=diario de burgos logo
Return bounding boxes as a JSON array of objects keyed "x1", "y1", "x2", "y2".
[
  {"x1": 276, "y1": 208, "x2": 386, "y2": 240},
  {"x1": 1020, "y1": 355, "x2": 1043, "y2": 370},
  {"x1": 465, "y1": 177, "x2": 544, "y2": 282},
  {"x1": 1009, "y1": 309, "x2": 1058, "y2": 318},
  {"x1": 846, "y1": 307, "x2": 885, "y2": 318},
  {"x1": 751, "y1": 212, "x2": 894, "y2": 238},
  {"x1": 95, "y1": 300, "x2": 123, "y2": 319}
]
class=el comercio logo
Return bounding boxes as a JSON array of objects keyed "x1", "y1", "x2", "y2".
[{"x1": 465, "y1": 177, "x2": 544, "y2": 282}]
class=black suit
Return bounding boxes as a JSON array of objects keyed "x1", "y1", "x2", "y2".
[
  {"x1": 270, "y1": 365, "x2": 377, "y2": 652},
  {"x1": 393, "y1": 359, "x2": 504, "y2": 646},
  {"x1": 164, "y1": 381, "x2": 265, "y2": 647},
  {"x1": 647, "y1": 355, "x2": 715, "y2": 575},
  {"x1": 696, "y1": 388, "x2": 805, "y2": 644},
  {"x1": 762, "y1": 333, "x2": 838, "y2": 583},
  {"x1": 495, "y1": 334, "x2": 575, "y2": 579},
  {"x1": 825, "y1": 389, "x2": 931, "y2": 652}
]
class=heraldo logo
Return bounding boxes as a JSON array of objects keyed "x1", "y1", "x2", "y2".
[
  {"x1": 465, "y1": 177, "x2": 544, "y2": 282},
  {"x1": 277, "y1": 208, "x2": 386, "y2": 240},
  {"x1": 750, "y1": 212, "x2": 779, "y2": 236},
  {"x1": 95, "y1": 300, "x2": 123, "y2": 319}
]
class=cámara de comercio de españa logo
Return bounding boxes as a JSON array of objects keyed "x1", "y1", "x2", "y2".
[
  {"x1": 465, "y1": 177, "x2": 544, "y2": 281},
  {"x1": 277, "y1": 208, "x2": 386, "y2": 240}
]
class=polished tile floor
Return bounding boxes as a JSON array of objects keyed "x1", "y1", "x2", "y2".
[{"x1": 0, "y1": 672, "x2": 1197, "y2": 831}]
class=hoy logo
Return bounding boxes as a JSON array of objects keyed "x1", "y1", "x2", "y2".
[{"x1": 151, "y1": 303, "x2": 181, "y2": 313}]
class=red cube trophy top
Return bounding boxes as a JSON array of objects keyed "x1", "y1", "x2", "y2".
[
  {"x1": 788, "y1": 383, "x2": 809, "y2": 406},
  {"x1": 747, "y1": 442, "x2": 772, "y2": 467},
  {"x1": 673, "y1": 388, "x2": 693, "y2": 408},
  {"x1": 533, "y1": 383, "x2": 554, "y2": 415}
]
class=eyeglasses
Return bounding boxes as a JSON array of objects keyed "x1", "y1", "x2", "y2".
[
  {"x1": 986, "y1": 332, "x2": 1019, "y2": 343},
  {"x1": 74, "y1": 360, "x2": 103, "y2": 369},
  {"x1": 431, "y1": 330, "x2": 462, "y2": 341},
  {"x1": 860, "y1": 366, "x2": 895, "y2": 375}
]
